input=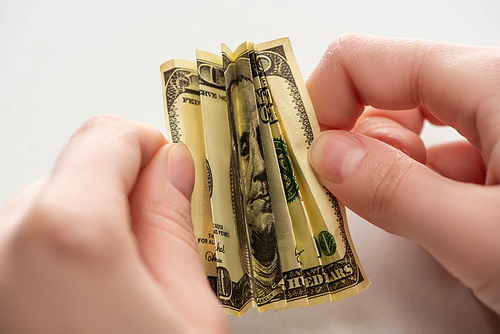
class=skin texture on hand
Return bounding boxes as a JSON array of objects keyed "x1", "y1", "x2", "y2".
[
  {"x1": 0, "y1": 115, "x2": 230, "y2": 333},
  {"x1": 307, "y1": 33, "x2": 500, "y2": 315}
]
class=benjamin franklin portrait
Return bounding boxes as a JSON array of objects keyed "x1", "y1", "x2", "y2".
[{"x1": 227, "y1": 60, "x2": 283, "y2": 302}]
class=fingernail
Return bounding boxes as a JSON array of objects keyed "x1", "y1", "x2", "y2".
[
  {"x1": 309, "y1": 131, "x2": 367, "y2": 184},
  {"x1": 167, "y1": 143, "x2": 194, "y2": 200}
]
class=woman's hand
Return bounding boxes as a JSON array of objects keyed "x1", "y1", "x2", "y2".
[
  {"x1": 0, "y1": 115, "x2": 230, "y2": 333},
  {"x1": 307, "y1": 33, "x2": 500, "y2": 315}
]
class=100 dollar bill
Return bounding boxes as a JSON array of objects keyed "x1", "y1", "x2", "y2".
[
  {"x1": 160, "y1": 38, "x2": 369, "y2": 317},
  {"x1": 255, "y1": 39, "x2": 369, "y2": 301}
]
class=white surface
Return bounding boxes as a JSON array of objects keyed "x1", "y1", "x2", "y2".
[{"x1": 1, "y1": 0, "x2": 500, "y2": 332}]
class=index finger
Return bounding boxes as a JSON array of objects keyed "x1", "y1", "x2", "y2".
[
  {"x1": 23, "y1": 115, "x2": 168, "y2": 242},
  {"x1": 306, "y1": 34, "x2": 500, "y2": 176}
]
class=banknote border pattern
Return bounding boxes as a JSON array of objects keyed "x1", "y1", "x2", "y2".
[
  {"x1": 259, "y1": 47, "x2": 314, "y2": 148},
  {"x1": 324, "y1": 190, "x2": 366, "y2": 291},
  {"x1": 261, "y1": 46, "x2": 366, "y2": 293},
  {"x1": 163, "y1": 67, "x2": 198, "y2": 143},
  {"x1": 219, "y1": 51, "x2": 258, "y2": 313}
]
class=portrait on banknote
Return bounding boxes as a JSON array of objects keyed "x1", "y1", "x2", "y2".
[
  {"x1": 161, "y1": 38, "x2": 369, "y2": 316},
  {"x1": 226, "y1": 70, "x2": 283, "y2": 303}
]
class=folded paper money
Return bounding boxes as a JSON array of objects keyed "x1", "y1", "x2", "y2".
[{"x1": 160, "y1": 38, "x2": 369, "y2": 317}]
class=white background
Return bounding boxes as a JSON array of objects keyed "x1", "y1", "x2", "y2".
[{"x1": 1, "y1": 0, "x2": 500, "y2": 332}]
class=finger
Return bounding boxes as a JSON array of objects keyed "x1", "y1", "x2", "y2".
[
  {"x1": 357, "y1": 106, "x2": 425, "y2": 134},
  {"x1": 129, "y1": 143, "x2": 229, "y2": 333},
  {"x1": 308, "y1": 130, "x2": 500, "y2": 309},
  {"x1": 352, "y1": 107, "x2": 426, "y2": 163},
  {"x1": 27, "y1": 115, "x2": 167, "y2": 233},
  {"x1": 306, "y1": 33, "x2": 500, "y2": 182},
  {"x1": 420, "y1": 105, "x2": 445, "y2": 126},
  {"x1": 427, "y1": 141, "x2": 486, "y2": 184},
  {"x1": 4, "y1": 117, "x2": 196, "y2": 332}
]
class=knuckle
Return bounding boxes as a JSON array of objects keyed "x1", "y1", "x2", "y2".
[
  {"x1": 73, "y1": 115, "x2": 164, "y2": 149},
  {"x1": 327, "y1": 33, "x2": 366, "y2": 58},
  {"x1": 71, "y1": 114, "x2": 129, "y2": 139},
  {"x1": 70, "y1": 115, "x2": 123, "y2": 143},
  {"x1": 368, "y1": 155, "x2": 418, "y2": 230},
  {"x1": 333, "y1": 33, "x2": 365, "y2": 49},
  {"x1": 79, "y1": 114, "x2": 121, "y2": 132}
]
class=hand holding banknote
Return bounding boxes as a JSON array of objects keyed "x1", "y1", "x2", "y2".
[
  {"x1": 0, "y1": 117, "x2": 230, "y2": 333},
  {"x1": 1, "y1": 33, "x2": 499, "y2": 332},
  {"x1": 307, "y1": 33, "x2": 500, "y2": 315}
]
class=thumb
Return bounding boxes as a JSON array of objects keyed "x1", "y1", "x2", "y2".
[
  {"x1": 130, "y1": 142, "x2": 229, "y2": 333},
  {"x1": 308, "y1": 130, "x2": 500, "y2": 280},
  {"x1": 308, "y1": 130, "x2": 462, "y2": 237}
]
